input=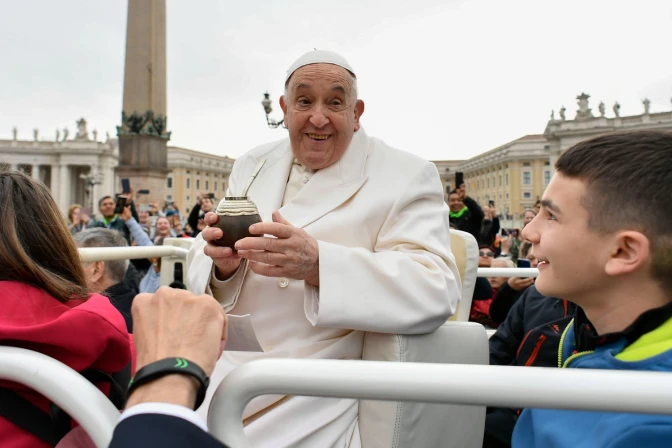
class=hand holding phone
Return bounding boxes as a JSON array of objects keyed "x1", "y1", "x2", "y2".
[{"x1": 114, "y1": 195, "x2": 128, "y2": 215}]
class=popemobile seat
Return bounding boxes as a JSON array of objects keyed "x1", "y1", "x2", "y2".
[
  {"x1": 160, "y1": 237, "x2": 194, "y2": 288},
  {"x1": 358, "y1": 229, "x2": 487, "y2": 448},
  {"x1": 0, "y1": 346, "x2": 119, "y2": 448}
]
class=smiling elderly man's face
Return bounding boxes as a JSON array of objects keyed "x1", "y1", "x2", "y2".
[{"x1": 280, "y1": 63, "x2": 365, "y2": 170}]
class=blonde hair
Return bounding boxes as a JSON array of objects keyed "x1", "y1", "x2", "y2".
[{"x1": 68, "y1": 203, "x2": 82, "y2": 223}]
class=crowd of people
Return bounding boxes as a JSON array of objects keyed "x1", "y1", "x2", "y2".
[{"x1": 1, "y1": 49, "x2": 671, "y2": 448}]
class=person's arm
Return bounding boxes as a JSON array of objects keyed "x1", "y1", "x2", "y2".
[
  {"x1": 462, "y1": 196, "x2": 484, "y2": 240},
  {"x1": 489, "y1": 288, "x2": 530, "y2": 366},
  {"x1": 489, "y1": 282, "x2": 521, "y2": 325},
  {"x1": 130, "y1": 201, "x2": 139, "y2": 222},
  {"x1": 304, "y1": 162, "x2": 461, "y2": 334},
  {"x1": 111, "y1": 288, "x2": 228, "y2": 448},
  {"x1": 490, "y1": 216, "x2": 500, "y2": 239},
  {"x1": 188, "y1": 203, "x2": 201, "y2": 233},
  {"x1": 123, "y1": 208, "x2": 154, "y2": 247}
]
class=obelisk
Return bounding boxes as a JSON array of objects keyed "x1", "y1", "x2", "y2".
[{"x1": 116, "y1": 0, "x2": 170, "y2": 205}]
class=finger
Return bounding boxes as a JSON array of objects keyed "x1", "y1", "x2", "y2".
[
  {"x1": 271, "y1": 211, "x2": 293, "y2": 226},
  {"x1": 248, "y1": 261, "x2": 287, "y2": 278},
  {"x1": 235, "y1": 236, "x2": 286, "y2": 252},
  {"x1": 237, "y1": 249, "x2": 287, "y2": 266},
  {"x1": 204, "y1": 212, "x2": 219, "y2": 225},
  {"x1": 201, "y1": 226, "x2": 223, "y2": 242},
  {"x1": 249, "y1": 222, "x2": 294, "y2": 239},
  {"x1": 203, "y1": 243, "x2": 239, "y2": 259}
]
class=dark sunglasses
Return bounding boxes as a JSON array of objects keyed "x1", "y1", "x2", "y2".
[{"x1": 479, "y1": 251, "x2": 495, "y2": 257}]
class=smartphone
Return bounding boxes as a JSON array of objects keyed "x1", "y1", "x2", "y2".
[
  {"x1": 139, "y1": 203, "x2": 152, "y2": 212},
  {"x1": 517, "y1": 259, "x2": 531, "y2": 269},
  {"x1": 489, "y1": 200, "x2": 495, "y2": 207},
  {"x1": 138, "y1": 189, "x2": 150, "y2": 195},
  {"x1": 121, "y1": 178, "x2": 131, "y2": 194},
  {"x1": 207, "y1": 193, "x2": 215, "y2": 199},
  {"x1": 502, "y1": 228, "x2": 518, "y2": 238},
  {"x1": 114, "y1": 195, "x2": 127, "y2": 214},
  {"x1": 455, "y1": 172, "x2": 464, "y2": 189}
]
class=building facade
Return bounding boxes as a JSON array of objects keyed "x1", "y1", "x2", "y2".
[
  {"x1": 0, "y1": 119, "x2": 235, "y2": 218},
  {"x1": 435, "y1": 94, "x2": 672, "y2": 219},
  {"x1": 166, "y1": 146, "x2": 235, "y2": 214},
  {"x1": 0, "y1": 120, "x2": 118, "y2": 215}
]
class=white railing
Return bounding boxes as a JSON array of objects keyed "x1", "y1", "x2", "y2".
[
  {"x1": 78, "y1": 245, "x2": 188, "y2": 262},
  {"x1": 478, "y1": 267, "x2": 539, "y2": 277},
  {"x1": 209, "y1": 359, "x2": 672, "y2": 448}
]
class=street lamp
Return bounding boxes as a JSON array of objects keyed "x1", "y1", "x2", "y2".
[{"x1": 261, "y1": 92, "x2": 284, "y2": 129}]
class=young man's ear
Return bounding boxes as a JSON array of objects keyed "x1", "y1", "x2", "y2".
[{"x1": 604, "y1": 231, "x2": 651, "y2": 277}]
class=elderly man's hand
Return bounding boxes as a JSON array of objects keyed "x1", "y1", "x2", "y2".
[
  {"x1": 201, "y1": 212, "x2": 243, "y2": 279},
  {"x1": 127, "y1": 287, "x2": 227, "y2": 409},
  {"x1": 235, "y1": 211, "x2": 320, "y2": 286}
]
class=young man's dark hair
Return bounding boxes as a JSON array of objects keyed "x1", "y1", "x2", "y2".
[
  {"x1": 513, "y1": 130, "x2": 672, "y2": 448},
  {"x1": 555, "y1": 130, "x2": 672, "y2": 292}
]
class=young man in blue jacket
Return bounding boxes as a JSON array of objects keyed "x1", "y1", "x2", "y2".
[{"x1": 512, "y1": 130, "x2": 672, "y2": 448}]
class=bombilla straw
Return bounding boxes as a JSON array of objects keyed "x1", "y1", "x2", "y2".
[{"x1": 241, "y1": 159, "x2": 267, "y2": 197}]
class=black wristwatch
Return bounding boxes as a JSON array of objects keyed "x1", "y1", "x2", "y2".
[{"x1": 127, "y1": 358, "x2": 210, "y2": 410}]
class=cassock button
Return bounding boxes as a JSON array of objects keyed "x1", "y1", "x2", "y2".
[
  {"x1": 302, "y1": 176, "x2": 309, "y2": 184},
  {"x1": 278, "y1": 277, "x2": 289, "y2": 288}
]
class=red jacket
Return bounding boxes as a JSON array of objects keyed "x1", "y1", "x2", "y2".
[{"x1": 0, "y1": 281, "x2": 134, "y2": 448}]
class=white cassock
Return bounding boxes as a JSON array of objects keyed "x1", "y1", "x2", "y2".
[{"x1": 187, "y1": 127, "x2": 461, "y2": 447}]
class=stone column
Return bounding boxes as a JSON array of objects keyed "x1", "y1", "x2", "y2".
[
  {"x1": 31, "y1": 165, "x2": 40, "y2": 181},
  {"x1": 51, "y1": 163, "x2": 60, "y2": 196},
  {"x1": 59, "y1": 164, "x2": 70, "y2": 214}
]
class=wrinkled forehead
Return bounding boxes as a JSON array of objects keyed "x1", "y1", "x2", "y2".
[{"x1": 286, "y1": 64, "x2": 355, "y2": 94}]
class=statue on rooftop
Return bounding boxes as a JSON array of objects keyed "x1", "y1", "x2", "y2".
[
  {"x1": 643, "y1": 98, "x2": 651, "y2": 114},
  {"x1": 613, "y1": 102, "x2": 621, "y2": 118},
  {"x1": 92, "y1": 129, "x2": 98, "y2": 141},
  {"x1": 33, "y1": 129, "x2": 39, "y2": 141},
  {"x1": 63, "y1": 127, "x2": 69, "y2": 141},
  {"x1": 575, "y1": 93, "x2": 593, "y2": 120},
  {"x1": 76, "y1": 118, "x2": 89, "y2": 140},
  {"x1": 56, "y1": 129, "x2": 60, "y2": 141},
  {"x1": 598, "y1": 102, "x2": 605, "y2": 117},
  {"x1": 559, "y1": 106, "x2": 566, "y2": 121},
  {"x1": 550, "y1": 110, "x2": 555, "y2": 121},
  {"x1": 12, "y1": 127, "x2": 17, "y2": 141}
]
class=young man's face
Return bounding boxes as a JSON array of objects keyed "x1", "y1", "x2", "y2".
[{"x1": 523, "y1": 174, "x2": 612, "y2": 302}]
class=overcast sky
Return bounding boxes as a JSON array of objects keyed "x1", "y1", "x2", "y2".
[{"x1": 2, "y1": 0, "x2": 671, "y2": 161}]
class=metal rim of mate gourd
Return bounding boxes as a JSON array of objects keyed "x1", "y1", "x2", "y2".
[{"x1": 215, "y1": 197, "x2": 260, "y2": 217}]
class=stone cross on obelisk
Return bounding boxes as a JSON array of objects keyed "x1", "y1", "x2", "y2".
[{"x1": 116, "y1": 0, "x2": 170, "y2": 205}]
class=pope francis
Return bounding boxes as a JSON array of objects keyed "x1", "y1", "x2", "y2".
[{"x1": 187, "y1": 50, "x2": 461, "y2": 447}]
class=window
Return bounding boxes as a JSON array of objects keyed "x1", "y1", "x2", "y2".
[
  {"x1": 506, "y1": 174, "x2": 509, "y2": 185},
  {"x1": 523, "y1": 171, "x2": 532, "y2": 185},
  {"x1": 196, "y1": 179, "x2": 200, "y2": 190},
  {"x1": 166, "y1": 177, "x2": 173, "y2": 189},
  {"x1": 523, "y1": 192, "x2": 532, "y2": 199},
  {"x1": 487, "y1": 178, "x2": 490, "y2": 188},
  {"x1": 492, "y1": 176, "x2": 495, "y2": 187},
  {"x1": 222, "y1": 181, "x2": 226, "y2": 192},
  {"x1": 186, "y1": 178, "x2": 190, "y2": 189},
  {"x1": 214, "y1": 181, "x2": 218, "y2": 192},
  {"x1": 205, "y1": 180, "x2": 209, "y2": 190},
  {"x1": 506, "y1": 193, "x2": 509, "y2": 199},
  {"x1": 187, "y1": 195, "x2": 190, "y2": 202},
  {"x1": 522, "y1": 162, "x2": 531, "y2": 167},
  {"x1": 499, "y1": 175, "x2": 502, "y2": 187},
  {"x1": 544, "y1": 170, "x2": 551, "y2": 185}
]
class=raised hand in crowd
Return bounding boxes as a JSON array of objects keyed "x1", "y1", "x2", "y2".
[
  {"x1": 507, "y1": 276, "x2": 535, "y2": 292},
  {"x1": 121, "y1": 204, "x2": 133, "y2": 222}
]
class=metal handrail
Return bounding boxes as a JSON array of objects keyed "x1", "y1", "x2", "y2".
[
  {"x1": 208, "y1": 358, "x2": 672, "y2": 447},
  {"x1": 478, "y1": 267, "x2": 539, "y2": 277},
  {"x1": 78, "y1": 245, "x2": 188, "y2": 262}
]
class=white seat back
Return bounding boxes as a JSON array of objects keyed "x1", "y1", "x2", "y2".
[
  {"x1": 359, "y1": 322, "x2": 488, "y2": 448},
  {"x1": 160, "y1": 237, "x2": 194, "y2": 288},
  {"x1": 447, "y1": 229, "x2": 479, "y2": 322},
  {"x1": 0, "y1": 346, "x2": 119, "y2": 448}
]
